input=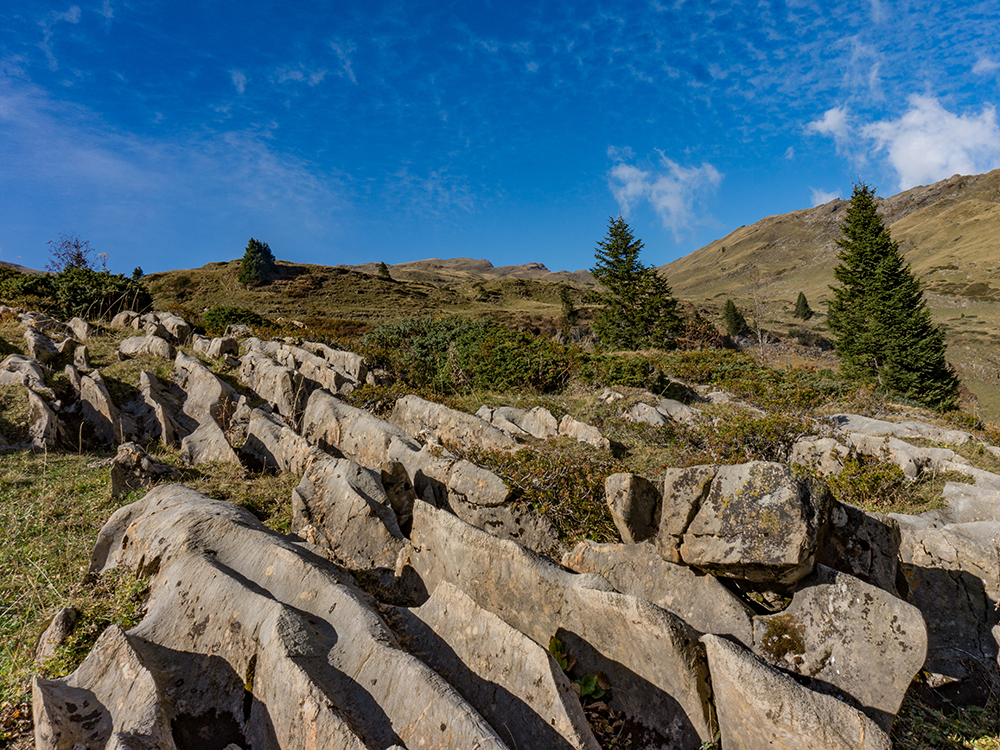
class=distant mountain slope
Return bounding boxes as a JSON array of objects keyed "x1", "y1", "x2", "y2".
[
  {"x1": 661, "y1": 168, "x2": 1000, "y2": 305},
  {"x1": 345, "y1": 258, "x2": 594, "y2": 286}
]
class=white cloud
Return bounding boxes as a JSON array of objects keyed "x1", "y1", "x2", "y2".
[
  {"x1": 973, "y1": 57, "x2": 1000, "y2": 75},
  {"x1": 807, "y1": 106, "x2": 852, "y2": 151},
  {"x1": 810, "y1": 187, "x2": 840, "y2": 206},
  {"x1": 98, "y1": 1, "x2": 113, "y2": 20},
  {"x1": 861, "y1": 95, "x2": 1000, "y2": 189},
  {"x1": 276, "y1": 65, "x2": 327, "y2": 87},
  {"x1": 230, "y1": 70, "x2": 247, "y2": 94},
  {"x1": 607, "y1": 151, "x2": 723, "y2": 236},
  {"x1": 329, "y1": 41, "x2": 357, "y2": 85},
  {"x1": 38, "y1": 6, "x2": 83, "y2": 71},
  {"x1": 784, "y1": 146, "x2": 795, "y2": 160}
]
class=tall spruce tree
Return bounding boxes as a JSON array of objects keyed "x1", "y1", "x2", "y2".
[
  {"x1": 589, "y1": 216, "x2": 683, "y2": 349},
  {"x1": 827, "y1": 183, "x2": 958, "y2": 410},
  {"x1": 793, "y1": 291, "x2": 814, "y2": 320},
  {"x1": 722, "y1": 298, "x2": 747, "y2": 337},
  {"x1": 239, "y1": 238, "x2": 277, "y2": 286}
]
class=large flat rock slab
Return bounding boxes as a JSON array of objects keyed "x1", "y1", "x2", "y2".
[
  {"x1": 702, "y1": 634, "x2": 891, "y2": 750},
  {"x1": 404, "y1": 501, "x2": 716, "y2": 746},
  {"x1": 392, "y1": 581, "x2": 601, "y2": 750}
]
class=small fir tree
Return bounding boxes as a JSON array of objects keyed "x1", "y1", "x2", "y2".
[
  {"x1": 827, "y1": 182, "x2": 958, "y2": 410},
  {"x1": 589, "y1": 216, "x2": 683, "y2": 349},
  {"x1": 46, "y1": 233, "x2": 95, "y2": 272},
  {"x1": 378, "y1": 261, "x2": 392, "y2": 280},
  {"x1": 559, "y1": 285, "x2": 578, "y2": 326},
  {"x1": 723, "y1": 299, "x2": 747, "y2": 337},
  {"x1": 793, "y1": 291, "x2": 814, "y2": 320},
  {"x1": 238, "y1": 238, "x2": 276, "y2": 286}
]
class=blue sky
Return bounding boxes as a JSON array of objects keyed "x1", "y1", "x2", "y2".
[{"x1": 3, "y1": 0, "x2": 1000, "y2": 275}]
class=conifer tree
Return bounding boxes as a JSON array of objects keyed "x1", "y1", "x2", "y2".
[
  {"x1": 827, "y1": 183, "x2": 958, "y2": 410},
  {"x1": 378, "y1": 261, "x2": 392, "y2": 280},
  {"x1": 238, "y1": 238, "x2": 276, "y2": 286},
  {"x1": 793, "y1": 291, "x2": 814, "y2": 320},
  {"x1": 589, "y1": 216, "x2": 683, "y2": 349},
  {"x1": 722, "y1": 298, "x2": 747, "y2": 337}
]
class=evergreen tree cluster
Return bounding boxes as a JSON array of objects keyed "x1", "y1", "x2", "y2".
[
  {"x1": 589, "y1": 216, "x2": 683, "y2": 350},
  {"x1": 239, "y1": 238, "x2": 277, "y2": 286},
  {"x1": 828, "y1": 183, "x2": 958, "y2": 410}
]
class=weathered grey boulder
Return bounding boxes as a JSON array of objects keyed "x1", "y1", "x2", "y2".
[
  {"x1": 109, "y1": 441, "x2": 178, "y2": 497},
  {"x1": 391, "y1": 395, "x2": 517, "y2": 451},
  {"x1": 240, "y1": 350, "x2": 308, "y2": 420},
  {"x1": 832, "y1": 413, "x2": 972, "y2": 445},
  {"x1": 241, "y1": 407, "x2": 325, "y2": 474},
  {"x1": 72, "y1": 345, "x2": 90, "y2": 371},
  {"x1": 656, "y1": 398, "x2": 700, "y2": 425},
  {"x1": 303, "y1": 389, "x2": 416, "y2": 468},
  {"x1": 292, "y1": 455, "x2": 405, "y2": 570},
  {"x1": 656, "y1": 465, "x2": 717, "y2": 563},
  {"x1": 679, "y1": 462, "x2": 831, "y2": 585},
  {"x1": 403, "y1": 501, "x2": 716, "y2": 745},
  {"x1": 845, "y1": 432, "x2": 971, "y2": 478},
  {"x1": 208, "y1": 336, "x2": 239, "y2": 360},
  {"x1": 34, "y1": 625, "x2": 174, "y2": 750},
  {"x1": 79, "y1": 369, "x2": 132, "y2": 446},
  {"x1": 34, "y1": 607, "x2": 79, "y2": 664},
  {"x1": 156, "y1": 312, "x2": 192, "y2": 345},
  {"x1": 142, "y1": 320, "x2": 170, "y2": 339},
  {"x1": 109, "y1": 310, "x2": 138, "y2": 328},
  {"x1": 129, "y1": 370, "x2": 186, "y2": 447},
  {"x1": 752, "y1": 564, "x2": 926, "y2": 728},
  {"x1": 476, "y1": 405, "x2": 530, "y2": 435},
  {"x1": 445, "y1": 493, "x2": 559, "y2": 553},
  {"x1": 66, "y1": 316, "x2": 92, "y2": 341},
  {"x1": 224, "y1": 323, "x2": 253, "y2": 337},
  {"x1": 117, "y1": 334, "x2": 175, "y2": 361},
  {"x1": 815, "y1": 501, "x2": 902, "y2": 594},
  {"x1": 23, "y1": 327, "x2": 59, "y2": 363},
  {"x1": 72, "y1": 485, "x2": 510, "y2": 750},
  {"x1": 518, "y1": 406, "x2": 560, "y2": 438},
  {"x1": 605, "y1": 472, "x2": 660, "y2": 543},
  {"x1": 191, "y1": 333, "x2": 211, "y2": 356},
  {"x1": 625, "y1": 401, "x2": 669, "y2": 426},
  {"x1": 894, "y1": 515, "x2": 1000, "y2": 697},
  {"x1": 790, "y1": 436, "x2": 846, "y2": 477},
  {"x1": 179, "y1": 419, "x2": 240, "y2": 466},
  {"x1": 133, "y1": 312, "x2": 157, "y2": 330},
  {"x1": 392, "y1": 581, "x2": 601, "y2": 750},
  {"x1": 558, "y1": 414, "x2": 610, "y2": 449},
  {"x1": 19, "y1": 312, "x2": 70, "y2": 338},
  {"x1": 27, "y1": 389, "x2": 61, "y2": 449},
  {"x1": 701, "y1": 634, "x2": 891, "y2": 750},
  {"x1": 173, "y1": 351, "x2": 238, "y2": 427},
  {"x1": 930, "y1": 482, "x2": 1000, "y2": 524},
  {"x1": 300, "y1": 341, "x2": 368, "y2": 382},
  {"x1": 562, "y1": 540, "x2": 753, "y2": 643},
  {"x1": 0, "y1": 353, "x2": 53, "y2": 397}
]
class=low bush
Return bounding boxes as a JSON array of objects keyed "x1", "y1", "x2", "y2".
[
  {"x1": 0, "y1": 267, "x2": 152, "y2": 319},
  {"x1": 201, "y1": 305, "x2": 270, "y2": 336}
]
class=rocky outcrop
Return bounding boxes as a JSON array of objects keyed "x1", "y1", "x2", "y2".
[
  {"x1": 477, "y1": 405, "x2": 611, "y2": 449},
  {"x1": 391, "y1": 395, "x2": 517, "y2": 451},
  {"x1": 751, "y1": 564, "x2": 926, "y2": 728},
  {"x1": 402, "y1": 501, "x2": 716, "y2": 746},
  {"x1": 702, "y1": 634, "x2": 891, "y2": 750},
  {"x1": 77, "y1": 369, "x2": 133, "y2": 446},
  {"x1": 116, "y1": 334, "x2": 175, "y2": 361},
  {"x1": 173, "y1": 351, "x2": 238, "y2": 427},
  {"x1": 240, "y1": 350, "x2": 308, "y2": 421},
  {"x1": 27, "y1": 389, "x2": 61, "y2": 449},
  {"x1": 66, "y1": 317, "x2": 92, "y2": 342},
  {"x1": 179, "y1": 419, "x2": 240, "y2": 466},
  {"x1": 241, "y1": 407, "x2": 325, "y2": 474},
  {"x1": 562, "y1": 540, "x2": 753, "y2": 643},
  {"x1": 40, "y1": 485, "x2": 511, "y2": 750},
  {"x1": 72, "y1": 345, "x2": 90, "y2": 371},
  {"x1": 300, "y1": 341, "x2": 368, "y2": 383},
  {"x1": 0, "y1": 354, "x2": 54, "y2": 398},
  {"x1": 604, "y1": 472, "x2": 660, "y2": 543},
  {"x1": 109, "y1": 441, "x2": 178, "y2": 497},
  {"x1": 109, "y1": 310, "x2": 138, "y2": 328},
  {"x1": 558, "y1": 414, "x2": 610, "y2": 449},
  {"x1": 678, "y1": 462, "x2": 831, "y2": 585},
  {"x1": 127, "y1": 370, "x2": 186, "y2": 447},
  {"x1": 23, "y1": 327, "x2": 59, "y2": 363},
  {"x1": 156, "y1": 312, "x2": 192, "y2": 345},
  {"x1": 292, "y1": 455, "x2": 406, "y2": 570},
  {"x1": 832, "y1": 413, "x2": 972, "y2": 445},
  {"x1": 390, "y1": 581, "x2": 602, "y2": 750},
  {"x1": 626, "y1": 398, "x2": 700, "y2": 426}
]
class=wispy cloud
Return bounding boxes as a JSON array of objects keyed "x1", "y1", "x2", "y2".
[
  {"x1": 386, "y1": 166, "x2": 476, "y2": 216},
  {"x1": 38, "y1": 6, "x2": 82, "y2": 71},
  {"x1": 607, "y1": 149, "x2": 723, "y2": 236},
  {"x1": 973, "y1": 57, "x2": 1000, "y2": 75},
  {"x1": 329, "y1": 40, "x2": 357, "y2": 84},
  {"x1": 810, "y1": 187, "x2": 840, "y2": 206},
  {"x1": 230, "y1": 70, "x2": 247, "y2": 94},
  {"x1": 275, "y1": 65, "x2": 328, "y2": 86}
]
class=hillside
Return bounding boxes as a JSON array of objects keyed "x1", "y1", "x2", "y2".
[{"x1": 661, "y1": 169, "x2": 1000, "y2": 418}]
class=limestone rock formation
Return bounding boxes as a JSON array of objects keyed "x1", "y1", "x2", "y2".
[
  {"x1": 66, "y1": 317, "x2": 92, "y2": 342},
  {"x1": 38, "y1": 485, "x2": 511, "y2": 750},
  {"x1": 109, "y1": 441, "x2": 178, "y2": 497},
  {"x1": 679, "y1": 462, "x2": 831, "y2": 585},
  {"x1": 604, "y1": 472, "x2": 660, "y2": 543},
  {"x1": 23, "y1": 327, "x2": 59, "y2": 363},
  {"x1": 702, "y1": 634, "x2": 891, "y2": 750},
  {"x1": 0, "y1": 354, "x2": 54, "y2": 397},
  {"x1": 117, "y1": 334, "x2": 175, "y2": 361},
  {"x1": 239, "y1": 350, "x2": 308, "y2": 421},
  {"x1": 391, "y1": 394, "x2": 517, "y2": 451}
]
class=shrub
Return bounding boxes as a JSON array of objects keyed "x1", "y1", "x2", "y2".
[
  {"x1": 686, "y1": 410, "x2": 812, "y2": 464},
  {"x1": 201, "y1": 305, "x2": 270, "y2": 336},
  {"x1": 53, "y1": 267, "x2": 153, "y2": 318}
]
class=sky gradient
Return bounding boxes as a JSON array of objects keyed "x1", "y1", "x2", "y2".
[{"x1": 3, "y1": 0, "x2": 1000, "y2": 276}]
